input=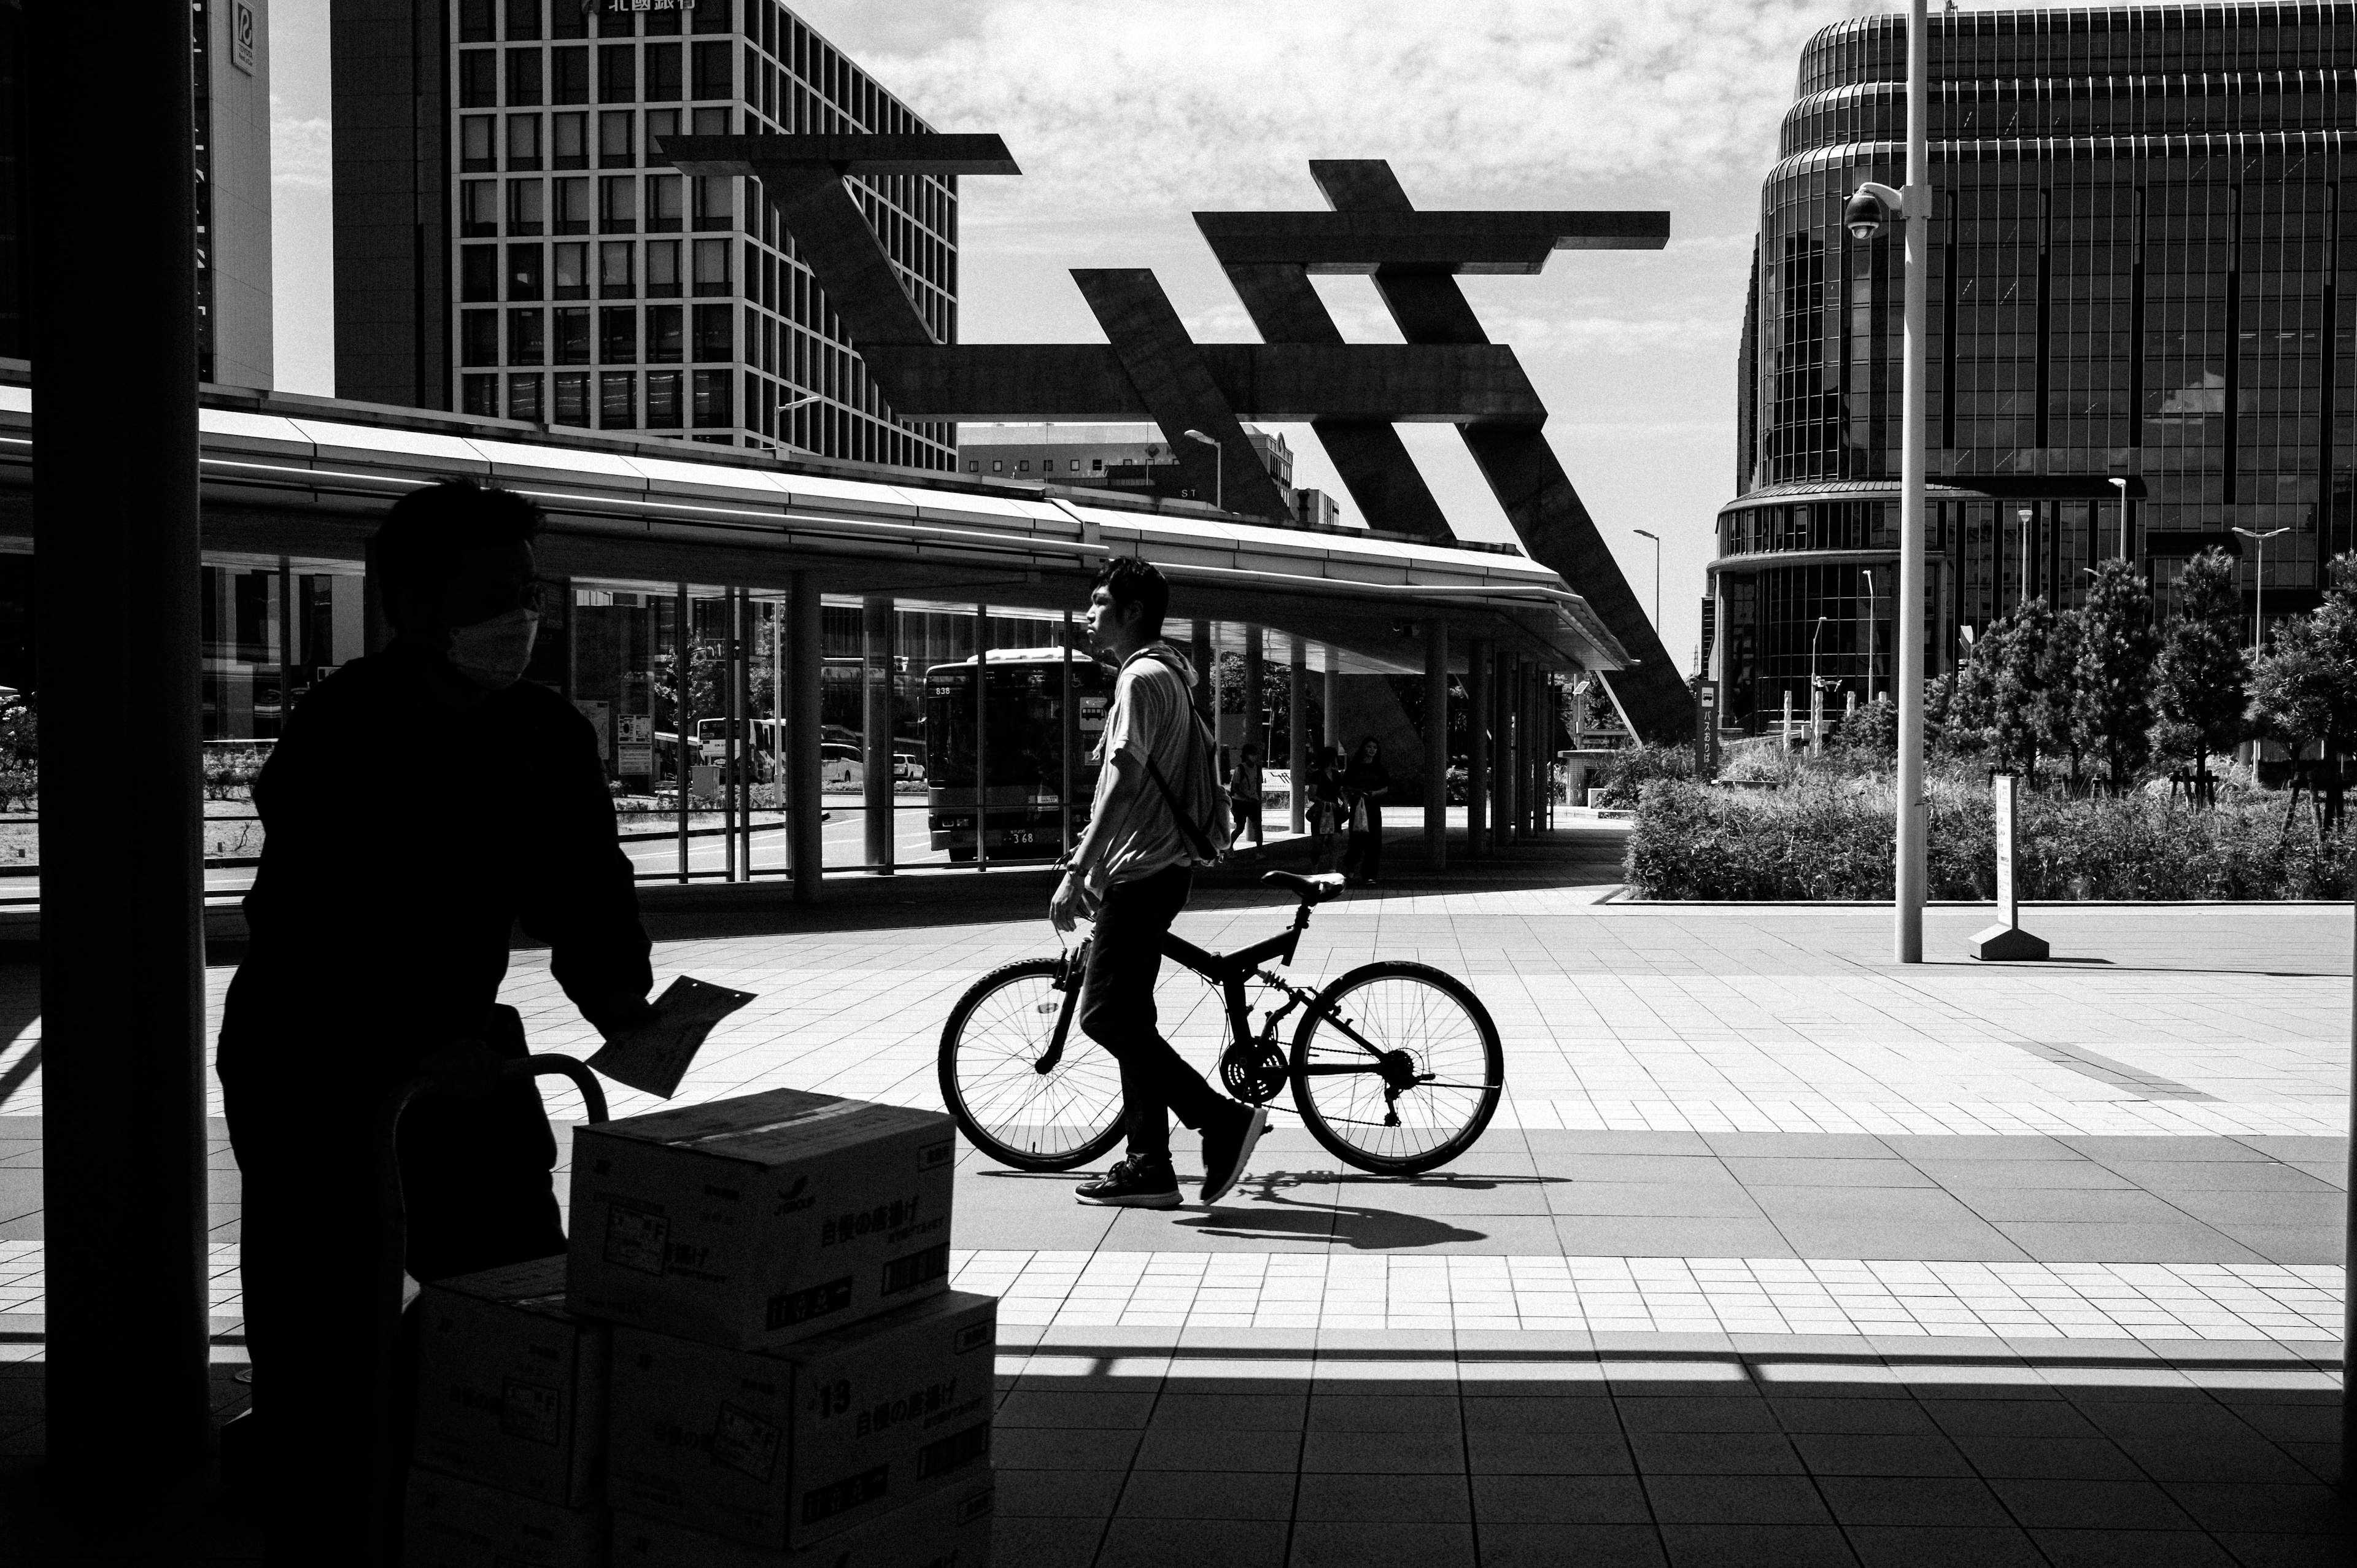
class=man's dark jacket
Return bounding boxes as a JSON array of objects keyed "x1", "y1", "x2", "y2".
[{"x1": 220, "y1": 641, "x2": 652, "y2": 1068}]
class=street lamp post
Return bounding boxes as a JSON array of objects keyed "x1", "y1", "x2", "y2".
[
  {"x1": 1181, "y1": 427, "x2": 1222, "y2": 511},
  {"x1": 1633, "y1": 528, "x2": 1662, "y2": 633},
  {"x1": 1809, "y1": 614, "x2": 1830, "y2": 752},
  {"x1": 1862, "y1": 568, "x2": 1877, "y2": 703},
  {"x1": 2231, "y1": 525, "x2": 2292, "y2": 651},
  {"x1": 1847, "y1": 0, "x2": 1929, "y2": 964},
  {"x1": 2017, "y1": 508, "x2": 2034, "y2": 606},
  {"x1": 2108, "y1": 476, "x2": 2129, "y2": 561}
]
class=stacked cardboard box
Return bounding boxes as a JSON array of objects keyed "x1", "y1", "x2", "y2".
[{"x1": 408, "y1": 1087, "x2": 994, "y2": 1567}]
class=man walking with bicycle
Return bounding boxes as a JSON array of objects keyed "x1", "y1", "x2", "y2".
[{"x1": 1051, "y1": 558, "x2": 1271, "y2": 1208}]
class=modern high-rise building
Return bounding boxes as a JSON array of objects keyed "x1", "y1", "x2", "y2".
[
  {"x1": 1712, "y1": 1, "x2": 2356, "y2": 733},
  {"x1": 956, "y1": 422, "x2": 1345, "y2": 530},
  {"x1": 331, "y1": 0, "x2": 958, "y2": 468}
]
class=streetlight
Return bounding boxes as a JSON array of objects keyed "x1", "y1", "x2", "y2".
[
  {"x1": 762, "y1": 390, "x2": 823, "y2": 455},
  {"x1": 2108, "y1": 476, "x2": 2129, "y2": 561},
  {"x1": 2231, "y1": 525, "x2": 2291, "y2": 651},
  {"x1": 1809, "y1": 613, "x2": 1830, "y2": 752},
  {"x1": 1633, "y1": 528, "x2": 1662, "y2": 632},
  {"x1": 1180, "y1": 427, "x2": 1221, "y2": 511},
  {"x1": 1862, "y1": 568, "x2": 1877, "y2": 703},
  {"x1": 2017, "y1": 508, "x2": 2034, "y2": 606},
  {"x1": 1844, "y1": 0, "x2": 1928, "y2": 964}
]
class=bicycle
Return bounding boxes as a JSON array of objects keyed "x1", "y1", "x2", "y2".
[{"x1": 937, "y1": 870, "x2": 1503, "y2": 1176}]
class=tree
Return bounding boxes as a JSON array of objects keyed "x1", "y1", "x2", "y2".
[
  {"x1": 2152, "y1": 548, "x2": 2247, "y2": 800},
  {"x1": 2249, "y1": 552, "x2": 2357, "y2": 827},
  {"x1": 2032, "y1": 603, "x2": 2085, "y2": 788},
  {"x1": 1989, "y1": 599, "x2": 2056, "y2": 778},
  {"x1": 2070, "y1": 559, "x2": 2160, "y2": 794},
  {"x1": 1940, "y1": 631, "x2": 1998, "y2": 755}
]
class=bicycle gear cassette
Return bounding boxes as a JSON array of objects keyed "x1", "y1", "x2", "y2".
[{"x1": 1219, "y1": 1040, "x2": 1290, "y2": 1105}]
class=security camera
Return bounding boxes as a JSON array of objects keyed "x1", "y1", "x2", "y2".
[{"x1": 1844, "y1": 190, "x2": 1887, "y2": 242}]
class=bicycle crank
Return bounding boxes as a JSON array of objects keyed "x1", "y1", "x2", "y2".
[{"x1": 1219, "y1": 1038, "x2": 1290, "y2": 1105}]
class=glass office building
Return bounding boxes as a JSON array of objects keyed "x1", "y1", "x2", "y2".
[
  {"x1": 1713, "y1": 2, "x2": 2356, "y2": 732},
  {"x1": 338, "y1": 0, "x2": 956, "y2": 467}
]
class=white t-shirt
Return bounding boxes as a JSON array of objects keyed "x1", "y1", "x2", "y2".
[{"x1": 1089, "y1": 644, "x2": 1221, "y2": 887}]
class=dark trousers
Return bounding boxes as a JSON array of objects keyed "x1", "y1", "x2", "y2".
[
  {"x1": 1076, "y1": 863, "x2": 1230, "y2": 1162},
  {"x1": 1229, "y1": 798, "x2": 1263, "y2": 847},
  {"x1": 1342, "y1": 813, "x2": 1385, "y2": 881},
  {"x1": 220, "y1": 1005, "x2": 566, "y2": 1551}
]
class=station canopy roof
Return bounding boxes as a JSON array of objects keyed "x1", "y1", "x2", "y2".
[{"x1": 0, "y1": 374, "x2": 1626, "y2": 678}]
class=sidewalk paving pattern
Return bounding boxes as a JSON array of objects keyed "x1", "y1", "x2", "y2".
[{"x1": 0, "y1": 828, "x2": 2350, "y2": 1562}]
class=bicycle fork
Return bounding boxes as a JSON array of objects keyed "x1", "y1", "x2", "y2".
[{"x1": 1031, "y1": 938, "x2": 1089, "y2": 1075}]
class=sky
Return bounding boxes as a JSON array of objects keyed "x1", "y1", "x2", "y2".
[{"x1": 268, "y1": 0, "x2": 1912, "y2": 676}]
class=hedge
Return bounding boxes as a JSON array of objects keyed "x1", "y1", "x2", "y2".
[{"x1": 1624, "y1": 776, "x2": 2357, "y2": 900}]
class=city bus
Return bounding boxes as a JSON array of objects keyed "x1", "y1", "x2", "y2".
[{"x1": 924, "y1": 647, "x2": 1111, "y2": 861}]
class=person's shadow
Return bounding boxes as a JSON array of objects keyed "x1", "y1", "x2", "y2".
[{"x1": 1178, "y1": 1168, "x2": 1488, "y2": 1250}]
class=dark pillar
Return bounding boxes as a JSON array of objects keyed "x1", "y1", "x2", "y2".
[
  {"x1": 31, "y1": 2, "x2": 214, "y2": 1488},
  {"x1": 1191, "y1": 620, "x2": 1214, "y2": 717},
  {"x1": 1425, "y1": 619, "x2": 1448, "y2": 871},
  {"x1": 1243, "y1": 625, "x2": 1265, "y2": 768},
  {"x1": 1288, "y1": 643, "x2": 1307, "y2": 835},
  {"x1": 788, "y1": 573, "x2": 822, "y2": 903},
  {"x1": 862, "y1": 595, "x2": 895, "y2": 873},
  {"x1": 1466, "y1": 639, "x2": 1490, "y2": 859}
]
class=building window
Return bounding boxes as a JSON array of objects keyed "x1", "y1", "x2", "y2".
[
  {"x1": 461, "y1": 117, "x2": 496, "y2": 172},
  {"x1": 967, "y1": 460, "x2": 979, "y2": 473},
  {"x1": 598, "y1": 110, "x2": 635, "y2": 167},
  {"x1": 691, "y1": 176, "x2": 732, "y2": 231},
  {"x1": 643, "y1": 109, "x2": 680, "y2": 165},
  {"x1": 691, "y1": 106, "x2": 729, "y2": 136},
  {"x1": 598, "y1": 175, "x2": 638, "y2": 233},
  {"x1": 507, "y1": 181, "x2": 544, "y2": 237},
  {"x1": 691, "y1": 368, "x2": 732, "y2": 427},
  {"x1": 507, "y1": 243, "x2": 543, "y2": 300},
  {"x1": 551, "y1": 112, "x2": 587, "y2": 169},
  {"x1": 691, "y1": 303, "x2": 731, "y2": 361},
  {"x1": 598, "y1": 241, "x2": 635, "y2": 298},
  {"x1": 646, "y1": 370, "x2": 683, "y2": 428},
  {"x1": 646, "y1": 239, "x2": 681, "y2": 296},
  {"x1": 646, "y1": 174, "x2": 683, "y2": 233},
  {"x1": 600, "y1": 371, "x2": 637, "y2": 428},
  {"x1": 460, "y1": 181, "x2": 498, "y2": 238},
  {"x1": 508, "y1": 372, "x2": 544, "y2": 422},
  {"x1": 504, "y1": 0, "x2": 541, "y2": 42},
  {"x1": 1091, "y1": 458, "x2": 1103, "y2": 471},
  {"x1": 644, "y1": 42, "x2": 682, "y2": 101},
  {"x1": 460, "y1": 50, "x2": 498, "y2": 108},
  {"x1": 599, "y1": 42, "x2": 636, "y2": 102},
  {"x1": 643, "y1": 3, "x2": 681, "y2": 35},
  {"x1": 554, "y1": 372, "x2": 590, "y2": 427},
  {"x1": 461, "y1": 312, "x2": 500, "y2": 368},
  {"x1": 691, "y1": 39, "x2": 730, "y2": 99},
  {"x1": 459, "y1": 0, "x2": 495, "y2": 44},
  {"x1": 552, "y1": 242, "x2": 587, "y2": 299},
  {"x1": 460, "y1": 247, "x2": 500, "y2": 302},
  {"x1": 690, "y1": 0, "x2": 730, "y2": 34},
  {"x1": 554, "y1": 307, "x2": 591, "y2": 364},
  {"x1": 1016, "y1": 460, "x2": 1029, "y2": 473},
  {"x1": 508, "y1": 308, "x2": 546, "y2": 364},
  {"x1": 648, "y1": 303, "x2": 683, "y2": 361},
  {"x1": 991, "y1": 460, "x2": 1004, "y2": 473},
  {"x1": 600, "y1": 305, "x2": 636, "y2": 363},
  {"x1": 551, "y1": 46, "x2": 589, "y2": 104},
  {"x1": 462, "y1": 373, "x2": 500, "y2": 415},
  {"x1": 506, "y1": 113, "x2": 542, "y2": 170},
  {"x1": 691, "y1": 238, "x2": 730, "y2": 296},
  {"x1": 554, "y1": 177, "x2": 590, "y2": 234},
  {"x1": 505, "y1": 48, "x2": 543, "y2": 107}
]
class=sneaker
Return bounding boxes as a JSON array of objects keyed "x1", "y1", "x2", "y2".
[
  {"x1": 1199, "y1": 1103, "x2": 1270, "y2": 1206},
  {"x1": 1075, "y1": 1154, "x2": 1183, "y2": 1209}
]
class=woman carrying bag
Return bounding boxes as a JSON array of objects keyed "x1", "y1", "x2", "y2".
[
  {"x1": 1339, "y1": 735, "x2": 1391, "y2": 887},
  {"x1": 1304, "y1": 745, "x2": 1345, "y2": 872}
]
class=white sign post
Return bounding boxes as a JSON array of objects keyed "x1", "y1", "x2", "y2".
[{"x1": 1971, "y1": 771, "x2": 2049, "y2": 960}]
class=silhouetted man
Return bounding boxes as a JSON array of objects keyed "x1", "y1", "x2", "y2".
[{"x1": 217, "y1": 479, "x2": 654, "y2": 1555}]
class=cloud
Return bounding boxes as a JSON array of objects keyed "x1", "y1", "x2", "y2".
[
  {"x1": 272, "y1": 93, "x2": 331, "y2": 190},
  {"x1": 842, "y1": 0, "x2": 1854, "y2": 225}
]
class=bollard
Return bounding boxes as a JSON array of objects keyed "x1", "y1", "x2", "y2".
[{"x1": 1970, "y1": 771, "x2": 2049, "y2": 960}]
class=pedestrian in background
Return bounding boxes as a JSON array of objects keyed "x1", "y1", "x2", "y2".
[
  {"x1": 1306, "y1": 745, "x2": 1344, "y2": 871},
  {"x1": 1228, "y1": 740, "x2": 1265, "y2": 856},
  {"x1": 1341, "y1": 734, "x2": 1391, "y2": 886}
]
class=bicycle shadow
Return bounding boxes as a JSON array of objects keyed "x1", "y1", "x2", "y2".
[{"x1": 1177, "y1": 1168, "x2": 1489, "y2": 1251}]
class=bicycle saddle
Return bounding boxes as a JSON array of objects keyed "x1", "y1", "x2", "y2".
[{"x1": 1262, "y1": 870, "x2": 1345, "y2": 905}]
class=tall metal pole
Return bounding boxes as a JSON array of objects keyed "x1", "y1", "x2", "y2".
[
  {"x1": 1061, "y1": 612, "x2": 1078, "y2": 858},
  {"x1": 788, "y1": 573, "x2": 823, "y2": 903},
  {"x1": 1287, "y1": 641, "x2": 1307, "y2": 837},
  {"x1": 33, "y1": 0, "x2": 214, "y2": 1491},
  {"x1": 2345, "y1": 900, "x2": 2357, "y2": 1486},
  {"x1": 1466, "y1": 639, "x2": 1490, "y2": 858},
  {"x1": 1424, "y1": 618, "x2": 1448, "y2": 871},
  {"x1": 974, "y1": 605, "x2": 989, "y2": 871},
  {"x1": 1893, "y1": 0, "x2": 1930, "y2": 963},
  {"x1": 862, "y1": 595, "x2": 896, "y2": 873},
  {"x1": 675, "y1": 584, "x2": 691, "y2": 881}
]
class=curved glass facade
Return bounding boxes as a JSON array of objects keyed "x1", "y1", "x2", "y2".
[{"x1": 1715, "y1": 2, "x2": 2357, "y2": 733}]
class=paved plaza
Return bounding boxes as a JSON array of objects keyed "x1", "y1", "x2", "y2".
[{"x1": 1, "y1": 825, "x2": 2351, "y2": 1562}]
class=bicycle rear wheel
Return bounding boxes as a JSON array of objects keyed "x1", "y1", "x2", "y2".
[
  {"x1": 939, "y1": 957, "x2": 1126, "y2": 1172},
  {"x1": 1288, "y1": 961, "x2": 1503, "y2": 1175}
]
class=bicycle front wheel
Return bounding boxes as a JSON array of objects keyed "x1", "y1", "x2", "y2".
[
  {"x1": 939, "y1": 958, "x2": 1126, "y2": 1172},
  {"x1": 1288, "y1": 961, "x2": 1503, "y2": 1175}
]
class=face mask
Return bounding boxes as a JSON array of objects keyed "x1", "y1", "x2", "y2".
[{"x1": 448, "y1": 607, "x2": 540, "y2": 690}]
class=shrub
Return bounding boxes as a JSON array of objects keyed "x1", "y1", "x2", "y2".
[
  {"x1": 1590, "y1": 741, "x2": 1695, "y2": 806},
  {"x1": 1625, "y1": 776, "x2": 2355, "y2": 900},
  {"x1": 203, "y1": 747, "x2": 270, "y2": 801}
]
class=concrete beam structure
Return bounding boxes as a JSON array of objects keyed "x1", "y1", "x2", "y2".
[{"x1": 1195, "y1": 209, "x2": 1670, "y2": 272}]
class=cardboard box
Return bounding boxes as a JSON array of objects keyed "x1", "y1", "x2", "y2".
[
  {"x1": 414, "y1": 1256, "x2": 609, "y2": 1507},
  {"x1": 607, "y1": 1290, "x2": 994, "y2": 1551},
  {"x1": 404, "y1": 1467, "x2": 606, "y2": 1568},
  {"x1": 567, "y1": 1087, "x2": 957, "y2": 1350},
  {"x1": 611, "y1": 1480, "x2": 994, "y2": 1567}
]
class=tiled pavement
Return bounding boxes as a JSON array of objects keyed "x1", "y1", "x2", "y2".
[{"x1": 1, "y1": 828, "x2": 2352, "y2": 1561}]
